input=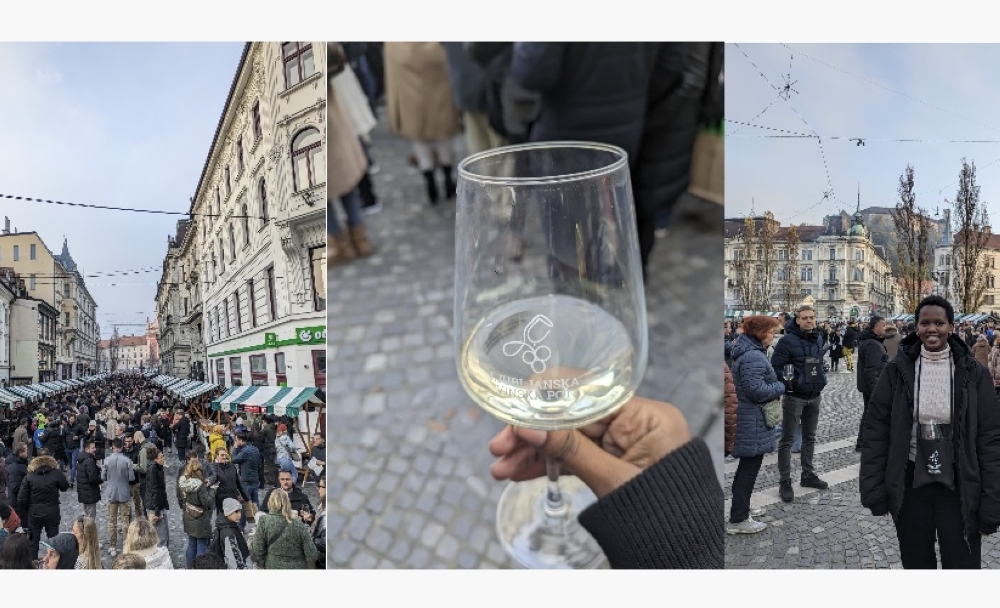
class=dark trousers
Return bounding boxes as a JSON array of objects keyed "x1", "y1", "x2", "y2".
[
  {"x1": 778, "y1": 395, "x2": 821, "y2": 482},
  {"x1": 858, "y1": 389, "x2": 872, "y2": 449},
  {"x1": 28, "y1": 513, "x2": 60, "y2": 558},
  {"x1": 894, "y1": 462, "x2": 981, "y2": 569},
  {"x1": 730, "y1": 454, "x2": 764, "y2": 523}
]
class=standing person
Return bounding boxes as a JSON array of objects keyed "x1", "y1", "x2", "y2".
[
  {"x1": 333, "y1": 44, "x2": 382, "y2": 214},
  {"x1": 210, "y1": 498, "x2": 252, "y2": 570},
  {"x1": 989, "y1": 339, "x2": 1000, "y2": 397},
  {"x1": 11, "y1": 419, "x2": 29, "y2": 455},
  {"x1": 274, "y1": 425, "x2": 299, "y2": 484},
  {"x1": 728, "y1": 316, "x2": 785, "y2": 534},
  {"x1": 71, "y1": 515, "x2": 102, "y2": 569},
  {"x1": 261, "y1": 418, "x2": 277, "y2": 487},
  {"x1": 311, "y1": 476, "x2": 326, "y2": 569},
  {"x1": 261, "y1": 469, "x2": 314, "y2": 524},
  {"x1": 64, "y1": 414, "x2": 84, "y2": 489},
  {"x1": 178, "y1": 458, "x2": 216, "y2": 569},
  {"x1": 84, "y1": 421, "x2": 106, "y2": 464},
  {"x1": 384, "y1": 42, "x2": 461, "y2": 205},
  {"x1": 441, "y1": 42, "x2": 505, "y2": 156},
  {"x1": 144, "y1": 448, "x2": 170, "y2": 548},
  {"x1": 5, "y1": 444, "x2": 27, "y2": 504},
  {"x1": 17, "y1": 452, "x2": 69, "y2": 558},
  {"x1": 231, "y1": 431, "x2": 261, "y2": 529},
  {"x1": 171, "y1": 411, "x2": 191, "y2": 466},
  {"x1": 212, "y1": 448, "x2": 247, "y2": 519},
  {"x1": 860, "y1": 295, "x2": 1000, "y2": 569},
  {"x1": 829, "y1": 329, "x2": 844, "y2": 373},
  {"x1": 973, "y1": 334, "x2": 991, "y2": 368},
  {"x1": 208, "y1": 426, "x2": 228, "y2": 461},
  {"x1": 883, "y1": 323, "x2": 902, "y2": 361},
  {"x1": 251, "y1": 489, "x2": 318, "y2": 569},
  {"x1": 102, "y1": 438, "x2": 134, "y2": 558},
  {"x1": 770, "y1": 304, "x2": 830, "y2": 503},
  {"x1": 75, "y1": 441, "x2": 102, "y2": 520},
  {"x1": 842, "y1": 321, "x2": 860, "y2": 372},
  {"x1": 122, "y1": 433, "x2": 143, "y2": 520},
  {"x1": 856, "y1": 316, "x2": 889, "y2": 452},
  {"x1": 122, "y1": 517, "x2": 173, "y2": 570}
]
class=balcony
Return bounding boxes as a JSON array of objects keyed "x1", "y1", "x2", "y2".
[{"x1": 823, "y1": 280, "x2": 839, "y2": 286}]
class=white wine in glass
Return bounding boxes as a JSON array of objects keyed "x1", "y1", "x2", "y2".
[{"x1": 454, "y1": 142, "x2": 648, "y2": 569}]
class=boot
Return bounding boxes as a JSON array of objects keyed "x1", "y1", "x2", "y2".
[
  {"x1": 779, "y1": 479, "x2": 794, "y2": 503},
  {"x1": 441, "y1": 165, "x2": 457, "y2": 199},
  {"x1": 422, "y1": 170, "x2": 439, "y2": 205},
  {"x1": 349, "y1": 225, "x2": 373, "y2": 257},
  {"x1": 327, "y1": 232, "x2": 356, "y2": 268}
]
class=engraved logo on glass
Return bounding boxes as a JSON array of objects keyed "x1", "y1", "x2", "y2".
[{"x1": 502, "y1": 314, "x2": 553, "y2": 373}]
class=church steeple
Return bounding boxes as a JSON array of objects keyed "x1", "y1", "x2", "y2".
[{"x1": 57, "y1": 236, "x2": 78, "y2": 272}]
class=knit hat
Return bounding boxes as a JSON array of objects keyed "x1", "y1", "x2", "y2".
[
  {"x1": 222, "y1": 497, "x2": 243, "y2": 517},
  {"x1": 43, "y1": 533, "x2": 79, "y2": 570},
  {"x1": 277, "y1": 424, "x2": 287, "y2": 433}
]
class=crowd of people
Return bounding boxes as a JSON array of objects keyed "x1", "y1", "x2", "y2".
[
  {"x1": 0, "y1": 373, "x2": 325, "y2": 569},
  {"x1": 327, "y1": 41, "x2": 724, "y2": 277},
  {"x1": 725, "y1": 297, "x2": 1000, "y2": 569}
]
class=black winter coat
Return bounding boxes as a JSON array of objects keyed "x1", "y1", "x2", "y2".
[
  {"x1": 770, "y1": 321, "x2": 828, "y2": 399},
  {"x1": 860, "y1": 334, "x2": 1000, "y2": 540},
  {"x1": 857, "y1": 329, "x2": 888, "y2": 395},
  {"x1": 173, "y1": 417, "x2": 191, "y2": 448},
  {"x1": 17, "y1": 455, "x2": 68, "y2": 519},
  {"x1": 75, "y1": 451, "x2": 102, "y2": 505},
  {"x1": 5, "y1": 454, "x2": 27, "y2": 504},
  {"x1": 213, "y1": 462, "x2": 247, "y2": 510},
  {"x1": 144, "y1": 462, "x2": 169, "y2": 513},
  {"x1": 843, "y1": 326, "x2": 860, "y2": 349},
  {"x1": 512, "y1": 42, "x2": 659, "y2": 168},
  {"x1": 40, "y1": 426, "x2": 65, "y2": 459},
  {"x1": 84, "y1": 427, "x2": 106, "y2": 461}
]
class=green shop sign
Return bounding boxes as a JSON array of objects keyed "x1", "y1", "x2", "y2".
[
  {"x1": 295, "y1": 326, "x2": 326, "y2": 344},
  {"x1": 209, "y1": 326, "x2": 327, "y2": 359}
]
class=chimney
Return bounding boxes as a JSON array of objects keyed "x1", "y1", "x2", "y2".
[{"x1": 2, "y1": 216, "x2": 8, "y2": 234}]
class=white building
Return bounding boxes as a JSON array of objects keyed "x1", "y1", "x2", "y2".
[
  {"x1": 931, "y1": 209, "x2": 1000, "y2": 315},
  {"x1": 724, "y1": 207, "x2": 896, "y2": 320},
  {"x1": 0, "y1": 268, "x2": 16, "y2": 386},
  {"x1": 98, "y1": 335, "x2": 150, "y2": 371},
  {"x1": 185, "y1": 42, "x2": 326, "y2": 389}
]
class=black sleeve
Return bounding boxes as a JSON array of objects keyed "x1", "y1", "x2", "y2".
[
  {"x1": 860, "y1": 363, "x2": 895, "y2": 516},
  {"x1": 975, "y1": 366, "x2": 1000, "y2": 534},
  {"x1": 863, "y1": 342, "x2": 887, "y2": 392},
  {"x1": 578, "y1": 438, "x2": 723, "y2": 569},
  {"x1": 464, "y1": 42, "x2": 511, "y2": 69}
]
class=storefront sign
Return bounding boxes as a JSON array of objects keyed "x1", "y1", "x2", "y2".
[
  {"x1": 296, "y1": 326, "x2": 326, "y2": 345},
  {"x1": 264, "y1": 333, "x2": 277, "y2": 348}
]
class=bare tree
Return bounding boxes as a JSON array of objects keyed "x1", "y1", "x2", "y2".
[
  {"x1": 728, "y1": 212, "x2": 780, "y2": 311},
  {"x1": 891, "y1": 165, "x2": 933, "y2": 312},
  {"x1": 951, "y1": 158, "x2": 991, "y2": 314},
  {"x1": 783, "y1": 225, "x2": 803, "y2": 312},
  {"x1": 109, "y1": 326, "x2": 121, "y2": 372},
  {"x1": 754, "y1": 211, "x2": 780, "y2": 311}
]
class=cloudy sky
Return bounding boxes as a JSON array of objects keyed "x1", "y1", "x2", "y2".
[
  {"x1": 0, "y1": 42, "x2": 244, "y2": 338},
  {"x1": 726, "y1": 43, "x2": 1000, "y2": 227}
]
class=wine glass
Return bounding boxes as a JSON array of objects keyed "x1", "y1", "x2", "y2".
[
  {"x1": 454, "y1": 142, "x2": 648, "y2": 569},
  {"x1": 783, "y1": 364, "x2": 794, "y2": 381}
]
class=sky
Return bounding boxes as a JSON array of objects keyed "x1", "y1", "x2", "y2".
[
  {"x1": 726, "y1": 43, "x2": 1000, "y2": 228},
  {"x1": 0, "y1": 42, "x2": 245, "y2": 339}
]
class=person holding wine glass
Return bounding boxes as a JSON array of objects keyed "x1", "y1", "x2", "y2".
[
  {"x1": 726, "y1": 315, "x2": 786, "y2": 535},
  {"x1": 860, "y1": 295, "x2": 1000, "y2": 569}
]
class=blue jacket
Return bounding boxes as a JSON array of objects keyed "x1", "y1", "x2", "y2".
[
  {"x1": 231, "y1": 443, "x2": 261, "y2": 487},
  {"x1": 730, "y1": 334, "x2": 785, "y2": 459},
  {"x1": 770, "y1": 321, "x2": 828, "y2": 399}
]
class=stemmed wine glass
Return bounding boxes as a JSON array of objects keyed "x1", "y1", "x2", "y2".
[
  {"x1": 453, "y1": 142, "x2": 648, "y2": 569},
  {"x1": 783, "y1": 364, "x2": 794, "y2": 382}
]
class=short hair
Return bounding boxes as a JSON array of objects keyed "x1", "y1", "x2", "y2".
[
  {"x1": 796, "y1": 304, "x2": 815, "y2": 315},
  {"x1": 868, "y1": 315, "x2": 885, "y2": 329},
  {"x1": 84, "y1": 441, "x2": 96, "y2": 451},
  {"x1": 192, "y1": 552, "x2": 227, "y2": 569},
  {"x1": 740, "y1": 315, "x2": 781, "y2": 342},
  {"x1": 915, "y1": 295, "x2": 955, "y2": 324},
  {"x1": 112, "y1": 438, "x2": 123, "y2": 450}
]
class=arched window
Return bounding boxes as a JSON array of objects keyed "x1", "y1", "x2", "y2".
[
  {"x1": 291, "y1": 127, "x2": 322, "y2": 192},
  {"x1": 259, "y1": 178, "x2": 269, "y2": 226},
  {"x1": 242, "y1": 202, "x2": 250, "y2": 246}
]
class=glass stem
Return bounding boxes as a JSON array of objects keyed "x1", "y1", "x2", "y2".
[{"x1": 544, "y1": 455, "x2": 567, "y2": 517}]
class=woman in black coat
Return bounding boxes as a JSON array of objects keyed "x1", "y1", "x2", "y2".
[
  {"x1": 144, "y1": 448, "x2": 170, "y2": 547},
  {"x1": 860, "y1": 295, "x2": 1000, "y2": 569},
  {"x1": 211, "y1": 447, "x2": 247, "y2": 515}
]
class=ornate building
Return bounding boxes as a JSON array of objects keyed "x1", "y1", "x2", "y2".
[
  {"x1": 725, "y1": 206, "x2": 896, "y2": 319},
  {"x1": 54, "y1": 239, "x2": 99, "y2": 377},
  {"x1": 157, "y1": 42, "x2": 326, "y2": 388}
]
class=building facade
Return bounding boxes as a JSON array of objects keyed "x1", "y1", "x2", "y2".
[
  {"x1": 146, "y1": 319, "x2": 159, "y2": 369},
  {"x1": 10, "y1": 295, "x2": 58, "y2": 384},
  {"x1": 931, "y1": 214, "x2": 1000, "y2": 315},
  {"x1": 725, "y1": 208, "x2": 896, "y2": 320},
  {"x1": 0, "y1": 268, "x2": 17, "y2": 386},
  {"x1": 55, "y1": 239, "x2": 99, "y2": 377},
  {"x1": 161, "y1": 41, "x2": 326, "y2": 389}
]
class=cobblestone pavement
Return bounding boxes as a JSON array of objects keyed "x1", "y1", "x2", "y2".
[
  {"x1": 43, "y1": 452, "x2": 318, "y2": 569},
  {"x1": 327, "y1": 113, "x2": 724, "y2": 569},
  {"x1": 724, "y1": 370, "x2": 1000, "y2": 568}
]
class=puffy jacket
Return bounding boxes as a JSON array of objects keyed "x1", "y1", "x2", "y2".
[
  {"x1": 213, "y1": 462, "x2": 246, "y2": 511},
  {"x1": 144, "y1": 462, "x2": 168, "y2": 513},
  {"x1": 724, "y1": 363, "x2": 737, "y2": 456},
  {"x1": 209, "y1": 432, "x2": 228, "y2": 460},
  {"x1": 231, "y1": 443, "x2": 261, "y2": 487},
  {"x1": 770, "y1": 321, "x2": 828, "y2": 399},
  {"x1": 730, "y1": 333, "x2": 785, "y2": 459},
  {"x1": 860, "y1": 334, "x2": 1000, "y2": 540},
  {"x1": 251, "y1": 514, "x2": 318, "y2": 569},
  {"x1": 5, "y1": 454, "x2": 28, "y2": 504},
  {"x1": 857, "y1": 329, "x2": 888, "y2": 395},
  {"x1": 275, "y1": 435, "x2": 296, "y2": 461},
  {"x1": 75, "y1": 451, "x2": 102, "y2": 505},
  {"x1": 17, "y1": 455, "x2": 69, "y2": 519},
  {"x1": 843, "y1": 326, "x2": 860, "y2": 349},
  {"x1": 178, "y1": 475, "x2": 216, "y2": 539},
  {"x1": 512, "y1": 42, "x2": 659, "y2": 168}
]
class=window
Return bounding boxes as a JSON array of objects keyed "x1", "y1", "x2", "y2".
[
  {"x1": 64, "y1": 284, "x2": 70, "y2": 297},
  {"x1": 829, "y1": 248, "x2": 836, "y2": 260},
  {"x1": 183, "y1": 297, "x2": 189, "y2": 316},
  {"x1": 776, "y1": 267, "x2": 786, "y2": 281},
  {"x1": 30, "y1": 244, "x2": 36, "y2": 260},
  {"x1": 312, "y1": 349, "x2": 326, "y2": 390},
  {"x1": 259, "y1": 179, "x2": 269, "y2": 227},
  {"x1": 224, "y1": 298, "x2": 231, "y2": 337},
  {"x1": 291, "y1": 127, "x2": 323, "y2": 192},
  {"x1": 211, "y1": 253, "x2": 217, "y2": 282},
  {"x1": 229, "y1": 224, "x2": 236, "y2": 260},
  {"x1": 854, "y1": 267, "x2": 864, "y2": 281},
  {"x1": 225, "y1": 166, "x2": 231, "y2": 198},
  {"x1": 247, "y1": 279, "x2": 257, "y2": 328},
  {"x1": 250, "y1": 354, "x2": 267, "y2": 385},
  {"x1": 266, "y1": 266, "x2": 277, "y2": 321},
  {"x1": 237, "y1": 137, "x2": 244, "y2": 174},
  {"x1": 12, "y1": 245, "x2": 18, "y2": 261},
  {"x1": 219, "y1": 239, "x2": 225, "y2": 272},
  {"x1": 215, "y1": 307, "x2": 222, "y2": 341},
  {"x1": 242, "y1": 202, "x2": 250, "y2": 246},
  {"x1": 829, "y1": 289, "x2": 836, "y2": 301},
  {"x1": 282, "y1": 42, "x2": 315, "y2": 88},
  {"x1": 829, "y1": 267, "x2": 836, "y2": 282},
  {"x1": 275, "y1": 352, "x2": 287, "y2": 387},
  {"x1": 230, "y1": 356, "x2": 243, "y2": 386},
  {"x1": 801, "y1": 267, "x2": 813, "y2": 282},
  {"x1": 855, "y1": 249, "x2": 864, "y2": 261},
  {"x1": 29, "y1": 275, "x2": 35, "y2": 290},
  {"x1": 65, "y1": 312, "x2": 70, "y2": 325},
  {"x1": 778, "y1": 249, "x2": 787, "y2": 260},
  {"x1": 252, "y1": 101, "x2": 262, "y2": 142},
  {"x1": 310, "y1": 246, "x2": 326, "y2": 311},
  {"x1": 216, "y1": 358, "x2": 226, "y2": 386},
  {"x1": 215, "y1": 187, "x2": 221, "y2": 219},
  {"x1": 802, "y1": 250, "x2": 813, "y2": 261},
  {"x1": 235, "y1": 289, "x2": 242, "y2": 333}
]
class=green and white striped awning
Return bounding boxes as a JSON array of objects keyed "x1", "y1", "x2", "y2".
[
  {"x1": 177, "y1": 382, "x2": 219, "y2": 401},
  {"x1": 0, "y1": 388, "x2": 24, "y2": 408},
  {"x1": 211, "y1": 385, "x2": 322, "y2": 417}
]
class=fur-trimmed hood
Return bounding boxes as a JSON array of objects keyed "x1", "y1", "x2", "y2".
[{"x1": 28, "y1": 454, "x2": 58, "y2": 473}]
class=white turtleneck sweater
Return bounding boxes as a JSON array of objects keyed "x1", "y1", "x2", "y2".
[{"x1": 910, "y1": 344, "x2": 953, "y2": 461}]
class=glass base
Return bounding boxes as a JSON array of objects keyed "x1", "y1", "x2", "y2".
[{"x1": 496, "y1": 475, "x2": 606, "y2": 569}]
